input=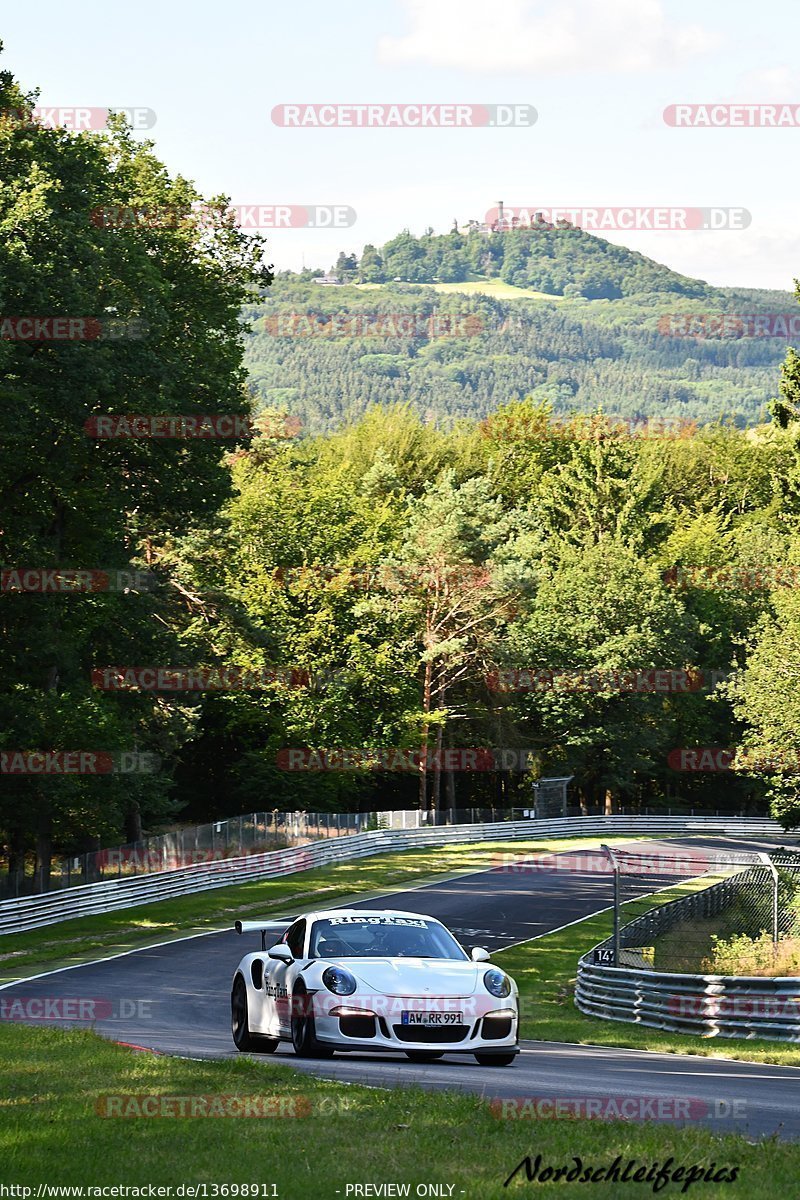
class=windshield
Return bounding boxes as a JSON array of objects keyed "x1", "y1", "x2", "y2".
[{"x1": 309, "y1": 915, "x2": 468, "y2": 960}]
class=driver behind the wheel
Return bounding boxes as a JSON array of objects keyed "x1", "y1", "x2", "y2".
[
  {"x1": 380, "y1": 928, "x2": 429, "y2": 956},
  {"x1": 315, "y1": 934, "x2": 353, "y2": 957}
]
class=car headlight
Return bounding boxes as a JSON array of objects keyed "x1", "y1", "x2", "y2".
[
  {"x1": 322, "y1": 966, "x2": 357, "y2": 996},
  {"x1": 484, "y1": 969, "x2": 511, "y2": 998}
]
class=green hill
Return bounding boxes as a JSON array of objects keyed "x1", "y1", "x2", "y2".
[
  {"x1": 243, "y1": 226, "x2": 796, "y2": 434},
  {"x1": 331, "y1": 224, "x2": 714, "y2": 298}
]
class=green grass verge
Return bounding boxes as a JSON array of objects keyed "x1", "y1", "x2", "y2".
[
  {"x1": 1, "y1": 1023, "x2": 795, "y2": 1196},
  {"x1": 495, "y1": 877, "x2": 800, "y2": 1067},
  {"x1": 0, "y1": 837, "x2": 648, "y2": 984}
]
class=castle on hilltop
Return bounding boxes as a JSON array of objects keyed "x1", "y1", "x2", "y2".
[{"x1": 455, "y1": 201, "x2": 574, "y2": 236}]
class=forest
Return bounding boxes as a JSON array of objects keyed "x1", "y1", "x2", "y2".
[{"x1": 245, "y1": 233, "x2": 792, "y2": 433}]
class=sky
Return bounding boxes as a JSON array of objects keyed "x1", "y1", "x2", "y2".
[{"x1": 2, "y1": 0, "x2": 799, "y2": 289}]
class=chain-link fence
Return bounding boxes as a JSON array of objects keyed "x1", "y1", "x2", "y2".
[
  {"x1": 603, "y1": 845, "x2": 800, "y2": 974},
  {"x1": 0, "y1": 805, "x2": 546, "y2": 898},
  {"x1": 0, "y1": 802, "x2": 779, "y2": 900}
]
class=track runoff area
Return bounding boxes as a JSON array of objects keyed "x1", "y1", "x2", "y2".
[{"x1": 2, "y1": 834, "x2": 799, "y2": 1140}]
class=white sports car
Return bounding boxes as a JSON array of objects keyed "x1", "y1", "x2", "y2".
[{"x1": 230, "y1": 907, "x2": 519, "y2": 1065}]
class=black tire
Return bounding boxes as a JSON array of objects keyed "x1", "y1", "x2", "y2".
[
  {"x1": 291, "y1": 984, "x2": 334, "y2": 1058},
  {"x1": 231, "y1": 975, "x2": 280, "y2": 1054},
  {"x1": 404, "y1": 1051, "x2": 444, "y2": 1062},
  {"x1": 474, "y1": 1051, "x2": 516, "y2": 1067}
]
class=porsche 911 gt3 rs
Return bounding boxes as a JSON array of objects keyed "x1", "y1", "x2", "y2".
[{"x1": 230, "y1": 907, "x2": 519, "y2": 1065}]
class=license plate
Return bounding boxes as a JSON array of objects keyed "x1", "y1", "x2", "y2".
[{"x1": 401, "y1": 1011, "x2": 462, "y2": 1026}]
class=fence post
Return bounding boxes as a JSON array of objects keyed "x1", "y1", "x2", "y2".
[
  {"x1": 758, "y1": 852, "x2": 780, "y2": 945},
  {"x1": 602, "y1": 844, "x2": 620, "y2": 966}
]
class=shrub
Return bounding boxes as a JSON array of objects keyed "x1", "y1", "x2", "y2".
[{"x1": 702, "y1": 930, "x2": 800, "y2": 977}]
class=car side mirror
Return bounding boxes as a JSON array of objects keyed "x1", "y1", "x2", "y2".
[
  {"x1": 470, "y1": 946, "x2": 491, "y2": 962},
  {"x1": 267, "y1": 944, "x2": 294, "y2": 964}
]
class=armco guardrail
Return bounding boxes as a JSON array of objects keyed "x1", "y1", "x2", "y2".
[
  {"x1": 575, "y1": 852, "x2": 800, "y2": 1042},
  {"x1": 0, "y1": 815, "x2": 784, "y2": 936},
  {"x1": 575, "y1": 958, "x2": 800, "y2": 1042}
]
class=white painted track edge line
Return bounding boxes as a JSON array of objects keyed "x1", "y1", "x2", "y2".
[{"x1": 0, "y1": 926, "x2": 229, "y2": 989}]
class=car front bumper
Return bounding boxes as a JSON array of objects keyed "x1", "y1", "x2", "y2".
[{"x1": 311, "y1": 994, "x2": 519, "y2": 1054}]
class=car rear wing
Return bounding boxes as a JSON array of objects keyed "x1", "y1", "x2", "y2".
[{"x1": 234, "y1": 918, "x2": 294, "y2": 950}]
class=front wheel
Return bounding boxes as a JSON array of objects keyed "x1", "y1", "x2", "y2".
[
  {"x1": 474, "y1": 1052, "x2": 516, "y2": 1067},
  {"x1": 231, "y1": 976, "x2": 279, "y2": 1054},
  {"x1": 291, "y1": 985, "x2": 334, "y2": 1058},
  {"x1": 404, "y1": 1051, "x2": 444, "y2": 1063}
]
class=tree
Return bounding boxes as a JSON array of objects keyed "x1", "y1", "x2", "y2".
[
  {"x1": 334, "y1": 252, "x2": 358, "y2": 282},
  {"x1": 0, "y1": 52, "x2": 270, "y2": 885},
  {"x1": 769, "y1": 343, "x2": 800, "y2": 429},
  {"x1": 727, "y1": 578, "x2": 800, "y2": 828},
  {"x1": 499, "y1": 540, "x2": 698, "y2": 812},
  {"x1": 368, "y1": 472, "x2": 523, "y2": 811},
  {"x1": 536, "y1": 415, "x2": 668, "y2": 553},
  {"x1": 358, "y1": 244, "x2": 385, "y2": 283}
]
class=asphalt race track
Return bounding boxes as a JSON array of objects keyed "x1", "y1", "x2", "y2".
[{"x1": 3, "y1": 835, "x2": 800, "y2": 1141}]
